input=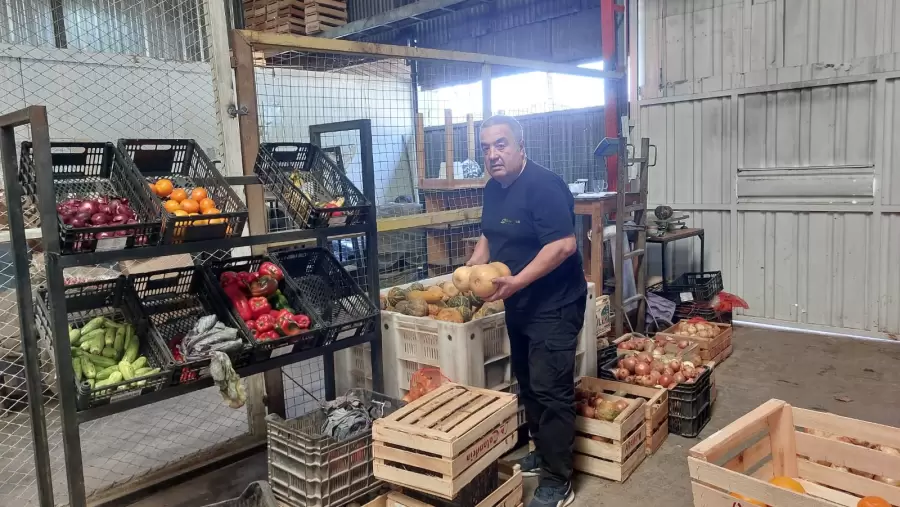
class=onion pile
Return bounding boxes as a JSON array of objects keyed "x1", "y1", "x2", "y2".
[
  {"x1": 56, "y1": 196, "x2": 148, "y2": 248},
  {"x1": 672, "y1": 319, "x2": 720, "y2": 339},
  {"x1": 614, "y1": 352, "x2": 706, "y2": 390},
  {"x1": 575, "y1": 389, "x2": 632, "y2": 422}
]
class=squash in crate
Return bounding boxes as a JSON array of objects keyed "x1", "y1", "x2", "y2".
[
  {"x1": 435, "y1": 307, "x2": 464, "y2": 323},
  {"x1": 387, "y1": 287, "x2": 408, "y2": 306},
  {"x1": 405, "y1": 298, "x2": 429, "y2": 317}
]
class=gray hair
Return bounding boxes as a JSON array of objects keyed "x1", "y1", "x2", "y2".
[{"x1": 481, "y1": 115, "x2": 524, "y2": 146}]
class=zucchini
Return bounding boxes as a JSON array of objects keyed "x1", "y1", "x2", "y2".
[
  {"x1": 123, "y1": 342, "x2": 139, "y2": 364},
  {"x1": 81, "y1": 356, "x2": 96, "y2": 379},
  {"x1": 80, "y1": 317, "x2": 105, "y2": 336},
  {"x1": 114, "y1": 327, "x2": 125, "y2": 353},
  {"x1": 104, "y1": 327, "x2": 115, "y2": 347},
  {"x1": 131, "y1": 356, "x2": 147, "y2": 370},
  {"x1": 71, "y1": 347, "x2": 82, "y2": 357},
  {"x1": 83, "y1": 353, "x2": 117, "y2": 368},
  {"x1": 95, "y1": 365, "x2": 119, "y2": 380},
  {"x1": 101, "y1": 347, "x2": 118, "y2": 359},
  {"x1": 118, "y1": 361, "x2": 135, "y2": 381},
  {"x1": 78, "y1": 329, "x2": 105, "y2": 350},
  {"x1": 73, "y1": 356, "x2": 83, "y2": 382},
  {"x1": 69, "y1": 327, "x2": 81, "y2": 345},
  {"x1": 95, "y1": 371, "x2": 123, "y2": 388},
  {"x1": 125, "y1": 325, "x2": 135, "y2": 349},
  {"x1": 88, "y1": 336, "x2": 104, "y2": 355},
  {"x1": 103, "y1": 319, "x2": 123, "y2": 329}
]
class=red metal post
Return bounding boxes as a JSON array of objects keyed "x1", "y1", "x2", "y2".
[{"x1": 601, "y1": 0, "x2": 619, "y2": 191}]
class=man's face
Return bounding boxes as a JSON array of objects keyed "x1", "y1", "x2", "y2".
[{"x1": 481, "y1": 124, "x2": 525, "y2": 182}]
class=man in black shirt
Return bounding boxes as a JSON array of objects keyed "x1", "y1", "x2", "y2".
[{"x1": 468, "y1": 115, "x2": 586, "y2": 507}]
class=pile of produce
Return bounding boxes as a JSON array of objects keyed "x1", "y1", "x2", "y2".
[
  {"x1": 610, "y1": 335, "x2": 707, "y2": 389},
  {"x1": 165, "y1": 315, "x2": 243, "y2": 383},
  {"x1": 380, "y1": 280, "x2": 505, "y2": 323},
  {"x1": 575, "y1": 387, "x2": 632, "y2": 422},
  {"x1": 667, "y1": 318, "x2": 722, "y2": 339},
  {"x1": 149, "y1": 179, "x2": 224, "y2": 227},
  {"x1": 802, "y1": 428, "x2": 898, "y2": 487},
  {"x1": 68, "y1": 317, "x2": 160, "y2": 391},
  {"x1": 452, "y1": 262, "x2": 512, "y2": 299},
  {"x1": 56, "y1": 196, "x2": 150, "y2": 248},
  {"x1": 217, "y1": 262, "x2": 311, "y2": 342},
  {"x1": 288, "y1": 172, "x2": 345, "y2": 218}
]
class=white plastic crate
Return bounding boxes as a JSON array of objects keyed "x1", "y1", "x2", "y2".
[
  {"x1": 335, "y1": 276, "x2": 597, "y2": 398},
  {"x1": 596, "y1": 294, "x2": 611, "y2": 338}
]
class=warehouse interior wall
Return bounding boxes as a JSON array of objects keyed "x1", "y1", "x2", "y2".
[{"x1": 636, "y1": 0, "x2": 900, "y2": 340}]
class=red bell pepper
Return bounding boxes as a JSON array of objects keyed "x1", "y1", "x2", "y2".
[
  {"x1": 273, "y1": 309, "x2": 293, "y2": 321},
  {"x1": 257, "y1": 330, "x2": 279, "y2": 341},
  {"x1": 224, "y1": 284, "x2": 253, "y2": 321},
  {"x1": 237, "y1": 271, "x2": 259, "y2": 288},
  {"x1": 269, "y1": 310, "x2": 282, "y2": 318},
  {"x1": 292, "y1": 313, "x2": 311, "y2": 329},
  {"x1": 276, "y1": 314, "x2": 304, "y2": 336},
  {"x1": 258, "y1": 261, "x2": 284, "y2": 282},
  {"x1": 249, "y1": 296, "x2": 272, "y2": 319},
  {"x1": 249, "y1": 275, "x2": 279, "y2": 298},
  {"x1": 255, "y1": 314, "x2": 276, "y2": 334},
  {"x1": 245, "y1": 320, "x2": 257, "y2": 331},
  {"x1": 220, "y1": 271, "x2": 240, "y2": 287}
]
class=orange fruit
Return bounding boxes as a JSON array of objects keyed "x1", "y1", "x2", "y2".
[
  {"x1": 858, "y1": 498, "x2": 891, "y2": 507},
  {"x1": 202, "y1": 207, "x2": 221, "y2": 215},
  {"x1": 190, "y1": 187, "x2": 208, "y2": 201},
  {"x1": 163, "y1": 200, "x2": 181, "y2": 213},
  {"x1": 169, "y1": 188, "x2": 188, "y2": 203},
  {"x1": 199, "y1": 198, "x2": 216, "y2": 212},
  {"x1": 180, "y1": 199, "x2": 200, "y2": 214},
  {"x1": 768, "y1": 476, "x2": 806, "y2": 494},
  {"x1": 148, "y1": 182, "x2": 157, "y2": 194},
  {"x1": 155, "y1": 179, "x2": 174, "y2": 197},
  {"x1": 173, "y1": 209, "x2": 189, "y2": 217},
  {"x1": 730, "y1": 492, "x2": 767, "y2": 506}
]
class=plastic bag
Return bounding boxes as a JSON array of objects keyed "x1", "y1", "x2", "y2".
[{"x1": 404, "y1": 367, "x2": 451, "y2": 403}]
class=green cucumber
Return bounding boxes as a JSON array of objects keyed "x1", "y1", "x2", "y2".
[
  {"x1": 103, "y1": 319, "x2": 123, "y2": 329},
  {"x1": 131, "y1": 356, "x2": 147, "y2": 370},
  {"x1": 80, "y1": 317, "x2": 105, "y2": 336},
  {"x1": 73, "y1": 356, "x2": 83, "y2": 382},
  {"x1": 104, "y1": 327, "x2": 115, "y2": 347},
  {"x1": 114, "y1": 327, "x2": 126, "y2": 353},
  {"x1": 118, "y1": 361, "x2": 135, "y2": 381},
  {"x1": 101, "y1": 347, "x2": 118, "y2": 359},
  {"x1": 83, "y1": 353, "x2": 117, "y2": 368},
  {"x1": 123, "y1": 341, "x2": 139, "y2": 364},
  {"x1": 81, "y1": 356, "x2": 96, "y2": 379},
  {"x1": 69, "y1": 327, "x2": 81, "y2": 345},
  {"x1": 95, "y1": 365, "x2": 119, "y2": 380}
]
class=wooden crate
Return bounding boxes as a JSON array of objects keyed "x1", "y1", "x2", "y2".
[
  {"x1": 372, "y1": 384, "x2": 519, "y2": 500},
  {"x1": 657, "y1": 322, "x2": 733, "y2": 362},
  {"x1": 363, "y1": 462, "x2": 523, "y2": 507},
  {"x1": 305, "y1": 0, "x2": 347, "y2": 34},
  {"x1": 689, "y1": 399, "x2": 900, "y2": 507},
  {"x1": 572, "y1": 378, "x2": 647, "y2": 482},
  {"x1": 577, "y1": 377, "x2": 669, "y2": 456}
]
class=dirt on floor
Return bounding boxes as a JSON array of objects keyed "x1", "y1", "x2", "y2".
[{"x1": 130, "y1": 326, "x2": 900, "y2": 507}]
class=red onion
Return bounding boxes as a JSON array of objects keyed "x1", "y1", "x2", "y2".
[
  {"x1": 669, "y1": 360, "x2": 682, "y2": 373},
  {"x1": 95, "y1": 231, "x2": 113, "y2": 239},
  {"x1": 664, "y1": 367, "x2": 675, "y2": 376},
  {"x1": 95, "y1": 196, "x2": 109, "y2": 205},
  {"x1": 69, "y1": 218, "x2": 86, "y2": 228},
  {"x1": 673, "y1": 372, "x2": 686, "y2": 383},
  {"x1": 622, "y1": 357, "x2": 638, "y2": 373},
  {"x1": 79, "y1": 201, "x2": 98, "y2": 215},
  {"x1": 658, "y1": 375, "x2": 672, "y2": 387},
  {"x1": 634, "y1": 362, "x2": 651, "y2": 376},
  {"x1": 75, "y1": 211, "x2": 91, "y2": 221},
  {"x1": 120, "y1": 198, "x2": 129, "y2": 205},
  {"x1": 678, "y1": 340, "x2": 690, "y2": 349},
  {"x1": 649, "y1": 370, "x2": 661, "y2": 382},
  {"x1": 90, "y1": 213, "x2": 110, "y2": 225},
  {"x1": 114, "y1": 230, "x2": 129, "y2": 237},
  {"x1": 108, "y1": 199, "x2": 122, "y2": 213},
  {"x1": 112, "y1": 214, "x2": 128, "y2": 223},
  {"x1": 135, "y1": 235, "x2": 148, "y2": 246},
  {"x1": 614, "y1": 368, "x2": 629, "y2": 381},
  {"x1": 97, "y1": 204, "x2": 111, "y2": 215}
]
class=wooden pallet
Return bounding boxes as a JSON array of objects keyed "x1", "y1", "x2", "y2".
[
  {"x1": 364, "y1": 462, "x2": 523, "y2": 507},
  {"x1": 305, "y1": 0, "x2": 347, "y2": 33},
  {"x1": 578, "y1": 377, "x2": 669, "y2": 456},
  {"x1": 689, "y1": 399, "x2": 900, "y2": 506},
  {"x1": 372, "y1": 384, "x2": 518, "y2": 500},
  {"x1": 244, "y1": 0, "x2": 305, "y2": 34},
  {"x1": 572, "y1": 383, "x2": 647, "y2": 482}
]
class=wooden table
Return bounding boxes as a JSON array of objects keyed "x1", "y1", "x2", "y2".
[
  {"x1": 646, "y1": 227, "x2": 705, "y2": 286},
  {"x1": 574, "y1": 193, "x2": 616, "y2": 291}
]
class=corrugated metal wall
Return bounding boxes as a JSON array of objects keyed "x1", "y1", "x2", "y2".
[{"x1": 637, "y1": 0, "x2": 900, "y2": 340}]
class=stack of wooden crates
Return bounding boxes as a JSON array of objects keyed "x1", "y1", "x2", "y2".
[
  {"x1": 243, "y1": 0, "x2": 348, "y2": 35},
  {"x1": 366, "y1": 383, "x2": 524, "y2": 507}
]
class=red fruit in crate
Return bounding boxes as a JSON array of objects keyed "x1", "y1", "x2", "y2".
[{"x1": 258, "y1": 261, "x2": 284, "y2": 281}]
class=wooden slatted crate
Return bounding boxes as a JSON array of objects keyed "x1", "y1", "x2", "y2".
[
  {"x1": 657, "y1": 321, "x2": 733, "y2": 363},
  {"x1": 364, "y1": 462, "x2": 523, "y2": 507},
  {"x1": 577, "y1": 377, "x2": 669, "y2": 456},
  {"x1": 689, "y1": 399, "x2": 900, "y2": 507},
  {"x1": 244, "y1": 0, "x2": 305, "y2": 34},
  {"x1": 372, "y1": 384, "x2": 518, "y2": 500},
  {"x1": 572, "y1": 379, "x2": 648, "y2": 482},
  {"x1": 305, "y1": 0, "x2": 347, "y2": 34}
]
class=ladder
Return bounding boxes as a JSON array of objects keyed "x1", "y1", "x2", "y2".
[{"x1": 596, "y1": 137, "x2": 656, "y2": 336}]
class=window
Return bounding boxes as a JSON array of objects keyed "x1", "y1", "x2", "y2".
[{"x1": 419, "y1": 61, "x2": 605, "y2": 126}]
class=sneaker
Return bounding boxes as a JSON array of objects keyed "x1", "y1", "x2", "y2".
[
  {"x1": 528, "y1": 483, "x2": 575, "y2": 507},
  {"x1": 517, "y1": 451, "x2": 541, "y2": 477}
]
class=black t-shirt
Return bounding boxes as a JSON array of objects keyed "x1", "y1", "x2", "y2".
[{"x1": 481, "y1": 160, "x2": 586, "y2": 313}]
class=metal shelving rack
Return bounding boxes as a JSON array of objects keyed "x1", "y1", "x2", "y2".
[{"x1": 0, "y1": 106, "x2": 384, "y2": 507}]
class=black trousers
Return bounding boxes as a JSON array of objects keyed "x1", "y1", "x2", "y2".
[{"x1": 506, "y1": 295, "x2": 586, "y2": 487}]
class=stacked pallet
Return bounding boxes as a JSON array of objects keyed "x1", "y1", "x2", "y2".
[
  {"x1": 243, "y1": 0, "x2": 305, "y2": 35},
  {"x1": 305, "y1": 0, "x2": 347, "y2": 34},
  {"x1": 369, "y1": 383, "x2": 523, "y2": 507}
]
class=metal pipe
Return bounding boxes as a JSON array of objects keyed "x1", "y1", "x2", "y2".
[
  {"x1": 31, "y1": 107, "x2": 88, "y2": 507},
  {"x1": 0, "y1": 119, "x2": 55, "y2": 507},
  {"x1": 601, "y1": 0, "x2": 620, "y2": 191}
]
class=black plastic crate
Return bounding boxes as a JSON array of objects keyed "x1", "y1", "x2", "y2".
[
  {"x1": 203, "y1": 255, "x2": 326, "y2": 360},
  {"x1": 270, "y1": 247, "x2": 377, "y2": 345},
  {"x1": 674, "y1": 301, "x2": 733, "y2": 324},
  {"x1": 404, "y1": 461, "x2": 499, "y2": 507},
  {"x1": 667, "y1": 271, "x2": 724, "y2": 302},
  {"x1": 34, "y1": 277, "x2": 174, "y2": 411},
  {"x1": 130, "y1": 266, "x2": 254, "y2": 384},
  {"x1": 255, "y1": 143, "x2": 370, "y2": 230},
  {"x1": 598, "y1": 354, "x2": 618, "y2": 381},
  {"x1": 19, "y1": 142, "x2": 163, "y2": 255},
  {"x1": 668, "y1": 366, "x2": 713, "y2": 421},
  {"x1": 118, "y1": 139, "x2": 248, "y2": 244},
  {"x1": 668, "y1": 401, "x2": 711, "y2": 438}
]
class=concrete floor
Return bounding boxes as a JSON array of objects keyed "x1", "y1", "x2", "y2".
[{"x1": 129, "y1": 326, "x2": 900, "y2": 507}]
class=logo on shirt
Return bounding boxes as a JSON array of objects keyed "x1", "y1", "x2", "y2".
[{"x1": 500, "y1": 218, "x2": 521, "y2": 225}]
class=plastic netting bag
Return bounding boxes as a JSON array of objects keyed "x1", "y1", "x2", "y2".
[{"x1": 404, "y1": 367, "x2": 451, "y2": 403}]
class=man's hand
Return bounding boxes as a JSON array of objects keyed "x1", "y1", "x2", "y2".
[{"x1": 484, "y1": 275, "x2": 526, "y2": 302}]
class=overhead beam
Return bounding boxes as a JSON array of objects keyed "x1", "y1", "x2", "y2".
[
  {"x1": 377, "y1": 207, "x2": 483, "y2": 232},
  {"x1": 316, "y1": 0, "x2": 493, "y2": 40},
  {"x1": 237, "y1": 30, "x2": 626, "y2": 80}
]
